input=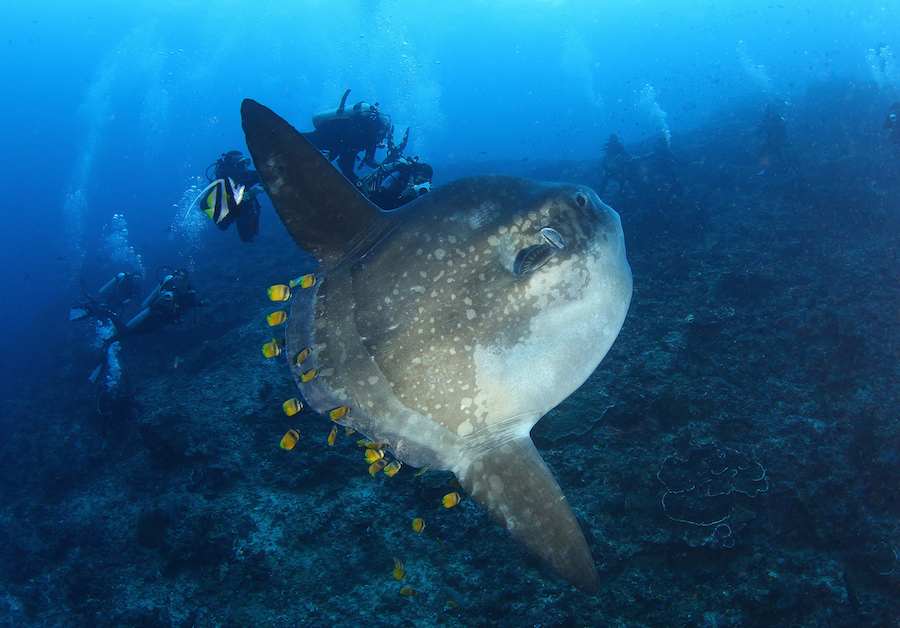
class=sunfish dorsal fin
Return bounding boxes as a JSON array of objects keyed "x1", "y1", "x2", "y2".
[
  {"x1": 240, "y1": 98, "x2": 396, "y2": 269},
  {"x1": 455, "y1": 437, "x2": 600, "y2": 594}
]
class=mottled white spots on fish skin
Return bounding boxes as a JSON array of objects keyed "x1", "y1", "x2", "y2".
[
  {"x1": 457, "y1": 420, "x2": 474, "y2": 436},
  {"x1": 487, "y1": 235, "x2": 500, "y2": 247},
  {"x1": 466, "y1": 309, "x2": 477, "y2": 320},
  {"x1": 435, "y1": 248, "x2": 446, "y2": 260}
]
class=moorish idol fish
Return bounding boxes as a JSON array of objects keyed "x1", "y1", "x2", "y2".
[{"x1": 192, "y1": 177, "x2": 245, "y2": 224}]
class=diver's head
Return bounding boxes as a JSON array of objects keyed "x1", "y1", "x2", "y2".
[{"x1": 222, "y1": 150, "x2": 250, "y2": 169}]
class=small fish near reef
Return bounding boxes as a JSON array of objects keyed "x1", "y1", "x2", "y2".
[{"x1": 242, "y1": 99, "x2": 632, "y2": 594}]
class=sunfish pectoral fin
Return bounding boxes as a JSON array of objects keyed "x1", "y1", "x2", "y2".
[{"x1": 455, "y1": 436, "x2": 600, "y2": 594}]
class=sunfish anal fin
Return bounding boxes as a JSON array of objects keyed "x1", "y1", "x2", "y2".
[{"x1": 455, "y1": 437, "x2": 600, "y2": 594}]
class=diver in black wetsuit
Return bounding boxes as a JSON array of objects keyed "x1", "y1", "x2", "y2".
[
  {"x1": 111, "y1": 268, "x2": 203, "y2": 340},
  {"x1": 642, "y1": 136, "x2": 685, "y2": 196},
  {"x1": 599, "y1": 134, "x2": 640, "y2": 196},
  {"x1": 363, "y1": 156, "x2": 434, "y2": 209},
  {"x1": 93, "y1": 339, "x2": 143, "y2": 432},
  {"x1": 302, "y1": 89, "x2": 392, "y2": 187},
  {"x1": 205, "y1": 150, "x2": 265, "y2": 242},
  {"x1": 70, "y1": 271, "x2": 143, "y2": 323},
  {"x1": 358, "y1": 125, "x2": 434, "y2": 209}
]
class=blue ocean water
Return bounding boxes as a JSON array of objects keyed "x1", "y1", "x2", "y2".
[{"x1": 1, "y1": 1, "x2": 899, "y2": 625}]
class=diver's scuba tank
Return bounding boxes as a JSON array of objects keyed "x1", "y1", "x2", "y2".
[
  {"x1": 312, "y1": 89, "x2": 381, "y2": 129},
  {"x1": 125, "y1": 307, "x2": 152, "y2": 333},
  {"x1": 98, "y1": 273, "x2": 126, "y2": 301},
  {"x1": 141, "y1": 267, "x2": 175, "y2": 310}
]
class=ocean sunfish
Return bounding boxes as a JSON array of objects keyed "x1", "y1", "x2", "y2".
[{"x1": 241, "y1": 99, "x2": 632, "y2": 594}]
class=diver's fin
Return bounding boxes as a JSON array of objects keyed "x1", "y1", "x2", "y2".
[
  {"x1": 240, "y1": 99, "x2": 399, "y2": 270},
  {"x1": 455, "y1": 436, "x2": 600, "y2": 594},
  {"x1": 69, "y1": 308, "x2": 89, "y2": 322},
  {"x1": 88, "y1": 361, "x2": 103, "y2": 384}
]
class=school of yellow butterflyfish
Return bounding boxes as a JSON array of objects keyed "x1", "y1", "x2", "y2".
[{"x1": 265, "y1": 275, "x2": 465, "y2": 601}]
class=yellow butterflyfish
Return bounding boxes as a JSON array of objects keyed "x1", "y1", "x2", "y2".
[
  {"x1": 383, "y1": 460, "x2": 401, "y2": 477},
  {"x1": 344, "y1": 427, "x2": 356, "y2": 435},
  {"x1": 280, "y1": 429, "x2": 300, "y2": 450},
  {"x1": 267, "y1": 311, "x2": 287, "y2": 326},
  {"x1": 288, "y1": 274, "x2": 316, "y2": 289},
  {"x1": 357, "y1": 441, "x2": 389, "y2": 450},
  {"x1": 293, "y1": 347, "x2": 311, "y2": 366},
  {"x1": 365, "y1": 449, "x2": 384, "y2": 463},
  {"x1": 412, "y1": 518, "x2": 425, "y2": 533},
  {"x1": 368, "y1": 459, "x2": 388, "y2": 476},
  {"x1": 414, "y1": 466, "x2": 430, "y2": 477},
  {"x1": 262, "y1": 341, "x2": 282, "y2": 358},
  {"x1": 267, "y1": 284, "x2": 291, "y2": 301},
  {"x1": 399, "y1": 587, "x2": 419, "y2": 597},
  {"x1": 327, "y1": 425, "x2": 337, "y2": 447},
  {"x1": 300, "y1": 368, "x2": 318, "y2": 383},
  {"x1": 392, "y1": 558, "x2": 406, "y2": 581},
  {"x1": 329, "y1": 406, "x2": 350, "y2": 421},
  {"x1": 442, "y1": 492, "x2": 461, "y2": 508},
  {"x1": 282, "y1": 398, "x2": 303, "y2": 416}
]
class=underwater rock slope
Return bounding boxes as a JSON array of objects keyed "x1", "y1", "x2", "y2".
[{"x1": 1, "y1": 81, "x2": 898, "y2": 627}]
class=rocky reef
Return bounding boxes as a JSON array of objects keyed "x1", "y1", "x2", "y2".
[{"x1": 0, "y1": 80, "x2": 898, "y2": 627}]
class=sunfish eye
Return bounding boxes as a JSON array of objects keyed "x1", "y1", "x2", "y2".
[
  {"x1": 540, "y1": 227, "x2": 565, "y2": 249},
  {"x1": 575, "y1": 192, "x2": 588, "y2": 207}
]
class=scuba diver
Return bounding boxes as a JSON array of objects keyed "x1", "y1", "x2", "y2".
[
  {"x1": 93, "y1": 340, "x2": 143, "y2": 433},
  {"x1": 70, "y1": 271, "x2": 142, "y2": 322},
  {"x1": 108, "y1": 268, "x2": 204, "y2": 341},
  {"x1": 358, "y1": 126, "x2": 434, "y2": 209},
  {"x1": 641, "y1": 136, "x2": 685, "y2": 196},
  {"x1": 362, "y1": 156, "x2": 434, "y2": 209},
  {"x1": 755, "y1": 101, "x2": 789, "y2": 172},
  {"x1": 884, "y1": 102, "x2": 900, "y2": 158},
  {"x1": 85, "y1": 268, "x2": 202, "y2": 425},
  {"x1": 198, "y1": 150, "x2": 265, "y2": 242},
  {"x1": 598, "y1": 134, "x2": 641, "y2": 196},
  {"x1": 302, "y1": 89, "x2": 392, "y2": 187}
]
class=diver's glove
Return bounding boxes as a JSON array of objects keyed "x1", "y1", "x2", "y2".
[{"x1": 246, "y1": 184, "x2": 264, "y2": 199}]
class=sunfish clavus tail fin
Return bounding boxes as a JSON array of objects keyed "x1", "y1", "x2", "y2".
[{"x1": 455, "y1": 437, "x2": 600, "y2": 594}]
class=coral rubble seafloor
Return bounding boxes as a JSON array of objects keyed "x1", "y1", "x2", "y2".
[{"x1": 1, "y1": 81, "x2": 899, "y2": 627}]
